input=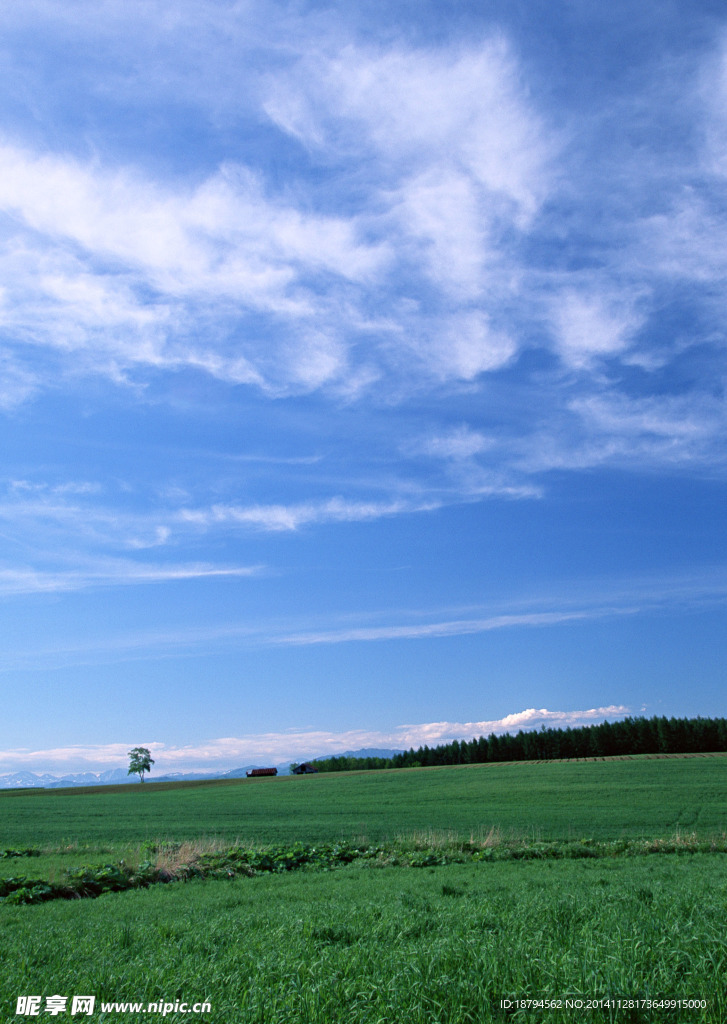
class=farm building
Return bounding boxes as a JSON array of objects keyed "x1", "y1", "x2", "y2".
[
  {"x1": 245, "y1": 767, "x2": 278, "y2": 777},
  {"x1": 292, "y1": 762, "x2": 318, "y2": 774}
]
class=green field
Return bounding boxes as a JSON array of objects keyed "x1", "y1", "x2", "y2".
[
  {"x1": 1, "y1": 757, "x2": 726, "y2": 1023},
  {"x1": 2, "y1": 755, "x2": 726, "y2": 847}
]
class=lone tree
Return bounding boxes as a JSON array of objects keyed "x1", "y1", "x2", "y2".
[{"x1": 128, "y1": 747, "x2": 155, "y2": 783}]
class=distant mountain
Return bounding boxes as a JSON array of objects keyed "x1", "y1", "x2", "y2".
[
  {"x1": 0, "y1": 771, "x2": 66, "y2": 789},
  {"x1": 45, "y1": 769, "x2": 131, "y2": 789},
  {"x1": 0, "y1": 748, "x2": 405, "y2": 790},
  {"x1": 0, "y1": 768, "x2": 133, "y2": 790},
  {"x1": 314, "y1": 748, "x2": 403, "y2": 760},
  {"x1": 0, "y1": 767, "x2": 257, "y2": 789},
  {"x1": 0, "y1": 764, "x2": 289, "y2": 789}
]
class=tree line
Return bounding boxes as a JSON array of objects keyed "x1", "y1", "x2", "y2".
[{"x1": 312, "y1": 716, "x2": 727, "y2": 773}]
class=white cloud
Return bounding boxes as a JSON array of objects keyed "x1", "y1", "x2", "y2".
[
  {"x1": 0, "y1": 6, "x2": 723, "y2": 490},
  {"x1": 511, "y1": 385, "x2": 727, "y2": 477},
  {"x1": 0, "y1": 350, "x2": 39, "y2": 409},
  {"x1": 275, "y1": 609, "x2": 615, "y2": 646},
  {"x1": 282, "y1": 329, "x2": 347, "y2": 390},
  {"x1": 567, "y1": 393, "x2": 727, "y2": 469},
  {"x1": 264, "y1": 36, "x2": 552, "y2": 348},
  {"x1": 178, "y1": 496, "x2": 435, "y2": 533},
  {"x1": 0, "y1": 469, "x2": 533, "y2": 583},
  {"x1": 0, "y1": 561, "x2": 260, "y2": 596},
  {"x1": 3, "y1": 563, "x2": 726, "y2": 674},
  {"x1": 1, "y1": 0, "x2": 277, "y2": 124},
  {"x1": 637, "y1": 193, "x2": 727, "y2": 286},
  {"x1": 0, "y1": 123, "x2": 533, "y2": 397},
  {"x1": 0, "y1": 142, "x2": 393, "y2": 394},
  {"x1": 572, "y1": 394, "x2": 712, "y2": 440},
  {"x1": 428, "y1": 312, "x2": 515, "y2": 380},
  {"x1": 550, "y1": 289, "x2": 645, "y2": 369},
  {"x1": 265, "y1": 40, "x2": 551, "y2": 218},
  {"x1": 0, "y1": 705, "x2": 630, "y2": 774},
  {"x1": 413, "y1": 426, "x2": 492, "y2": 461},
  {"x1": 391, "y1": 168, "x2": 490, "y2": 300},
  {"x1": 699, "y1": 33, "x2": 727, "y2": 178},
  {"x1": 0, "y1": 144, "x2": 385, "y2": 297},
  {"x1": 394, "y1": 706, "x2": 631, "y2": 750}
]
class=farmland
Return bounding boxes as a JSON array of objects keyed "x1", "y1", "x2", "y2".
[
  {"x1": 1, "y1": 757, "x2": 726, "y2": 1023},
  {"x1": 1, "y1": 754, "x2": 726, "y2": 847}
]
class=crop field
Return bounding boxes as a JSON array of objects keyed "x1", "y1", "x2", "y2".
[
  {"x1": 2, "y1": 755, "x2": 727, "y2": 847},
  {"x1": 1, "y1": 757, "x2": 726, "y2": 1023}
]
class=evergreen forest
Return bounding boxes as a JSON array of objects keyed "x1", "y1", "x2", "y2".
[{"x1": 310, "y1": 715, "x2": 727, "y2": 773}]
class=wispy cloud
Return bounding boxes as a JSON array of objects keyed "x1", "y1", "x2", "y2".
[
  {"x1": 0, "y1": 5, "x2": 723, "y2": 492},
  {"x1": 264, "y1": 38, "x2": 551, "y2": 217},
  {"x1": 273, "y1": 609, "x2": 621, "y2": 647},
  {"x1": 177, "y1": 496, "x2": 438, "y2": 532},
  {"x1": 548, "y1": 289, "x2": 646, "y2": 370},
  {"x1": 0, "y1": 143, "x2": 390, "y2": 394},
  {"x1": 0, "y1": 601, "x2": 619, "y2": 671},
  {"x1": 5, "y1": 564, "x2": 727, "y2": 670},
  {"x1": 0, "y1": 473, "x2": 531, "y2": 579},
  {"x1": 0, "y1": 705, "x2": 630, "y2": 774},
  {"x1": 0, "y1": 1, "x2": 723, "y2": 793},
  {"x1": 409, "y1": 427, "x2": 493, "y2": 462},
  {"x1": 0, "y1": 18, "x2": 558, "y2": 406},
  {"x1": 699, "y1": 32, "x2": 727, "y2": 178},
  {"x1": 0, "y1": 561, "x2": 261, "y2": 596}
]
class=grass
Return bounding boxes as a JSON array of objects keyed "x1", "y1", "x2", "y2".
[
  {"x1": 4, "y1": 831, "x2": 726, "y2": 906},
  {"x1": 1, "y1": 757, "x2": 726, "y2": 1022},
  {"x1": 1, "y1": 756, "x2": 726, "y2": 846},
  {"x1": 1, "y1": 854, "x2": 725, "y2": 1022}
]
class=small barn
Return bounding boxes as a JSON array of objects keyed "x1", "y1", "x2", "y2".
[
  {"x1": 292, "y1": 762, "x2": 318, "y2": 775},
  {"x1": 246, "y1": 767, "x2": 278, "y2": 777}
]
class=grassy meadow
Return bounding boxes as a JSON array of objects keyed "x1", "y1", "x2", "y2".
[
  {"x1": 1, "y1": 756, "x2": 726, "y2": 1023},
  {"x1": 1, "y1": 754, "x2": 726, "y2": 847}
]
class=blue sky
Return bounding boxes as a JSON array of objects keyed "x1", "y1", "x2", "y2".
[{"x1": 0, "y1": 0, "x2": 726, "y2": 775}]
